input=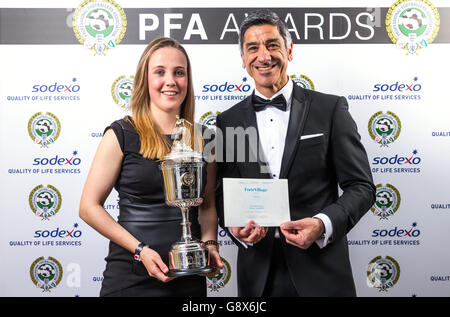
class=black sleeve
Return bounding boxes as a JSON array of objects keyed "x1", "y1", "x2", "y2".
[{"x1": 104, "y1": 120, "x2": 125, "y2": 153}]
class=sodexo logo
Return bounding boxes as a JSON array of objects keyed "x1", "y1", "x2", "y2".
[
  {"x1": 34, "y1": 223, "x2": 82, "y2": 239},
  {"x1": 202, "y1": 77, "x2": 251, "y2": 93},
  {"x1": 371, "y1": 150, "x2": 422, "y2": 174},
  {"x1": 373, "y1": 76, "x2": 422, "y2": 93},
  {"x1": 32, "y1": 150, "x2": 81, "y2": 167},
  {"x1": 372, "y1": 149, "x2": 421, "y2": 165},
  {"x1": 32, "y1": 78, "x2": 80, "y2": 93},
  {"x1": 372, "y1": 222, "x2": 421, "y2": 238}
]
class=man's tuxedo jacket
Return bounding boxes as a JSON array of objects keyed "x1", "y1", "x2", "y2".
[{"x1": 215, "y1": 82, "x2": 376, "y2": 296}]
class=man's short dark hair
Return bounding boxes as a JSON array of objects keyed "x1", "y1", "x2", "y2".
[{"x1": 239, "y1": 9, "x2": 292, "y2": 53}]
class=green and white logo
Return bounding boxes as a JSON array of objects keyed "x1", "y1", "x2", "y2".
[
  {"x1": 199, "y1": 111, "x2": 221, "y2": 128},
  {"x1": 386, "y1": 0, "x2": 440, "y2": 54},
  {"x1": 367, "y1": 256, "x2": 400, "y2": 292},
  {"x1": 29, "y1": 184, "x2": 62, "y2": 220},
  {"x1": 30, "y1": 256, "x2": 63, "y2": 292},
  {"x1": 371, "y1": 184, "x2": 401, "y2": 220},
  {"x1": 368, "y1": 111, "x2": 401, "y2": 147},
  {"x1": 112, "y1": 75, "x2": 134, "y2": 108},
  {"x1": 206, "y1": 257, "x2": 231, "y2": 292},
  {"x1": 28, "y1": 112, "x2": 61, "y2": 148},
  {"x1": 73, "y1": 0, "x2": 127, "y2": 55},
  {"x1": 290, "y1": 74, "x2": 315, "y2": 91}
]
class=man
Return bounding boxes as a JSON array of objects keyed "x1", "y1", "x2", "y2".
[{"x1": 215, "y1": 9, "x2": 375, "y2": 297}]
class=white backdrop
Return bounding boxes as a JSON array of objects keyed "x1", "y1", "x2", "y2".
[{"x1": 1, "y1": 0, "x2": 449, "y2": 297}]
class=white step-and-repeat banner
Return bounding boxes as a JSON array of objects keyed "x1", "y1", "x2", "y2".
[{"x1": 1, "y1": 0, "x2": 449, "y2": 297}]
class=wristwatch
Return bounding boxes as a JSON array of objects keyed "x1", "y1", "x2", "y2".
[{"x1": 134, "y1": 242, "x2": 147, "y2": 262}]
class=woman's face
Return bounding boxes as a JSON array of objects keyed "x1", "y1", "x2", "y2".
[{"x1": 147, "y1": 46, "x2": 188, "y2": 115}]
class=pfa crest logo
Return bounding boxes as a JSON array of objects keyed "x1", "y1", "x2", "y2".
[
  {"x1": 199, "y1": 111, "x2": 221, "y2": 128},
  {"x1": 112, "y1": 75, "x2": 134, "y2": 108},
  {"x1": 368, "y1": 111, "x2": 401, "y2": 147},
  {"x1": 206, "y1": 257, "x2": 231, "y2": 292},
  {"x1": 28, "y1": 112, "x2": 61, "y2": 147},
  {"x1": 30, "y1": 256, "x2": 63, "y2": 292},
  {"x1": 386, "y1": 0, "x2": 440, "y2": 54},
  {"x1": 371, "y1": 184, "x2": 401, "y2": 220},
  {"x1": 29, "y1": 184, "x2": 62, "y2": 220},
  {"x1": 367, "y1": 256, "x2": 400, "y2": 292},
  {"x1": 73, "y1": 0, "x2": 127, "y2": 55},
  {"x1": 290, "y1": 74, "x2": 315, "y2": 91}
]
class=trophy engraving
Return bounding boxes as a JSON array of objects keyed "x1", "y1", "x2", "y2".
[
  {"x1": 160, "y1": 116, "x2": 215, "y2": 276},
  {"x1": 181, "y1": 172, "x2": 195, "y2": 187}
]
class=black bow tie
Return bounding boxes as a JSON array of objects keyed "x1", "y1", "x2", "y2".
[{"x1": 252, "y1": 94, "x2": 287, "y2": 112}]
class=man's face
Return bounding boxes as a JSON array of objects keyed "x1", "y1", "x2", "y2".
[{"x1": 241, "y1": 24, "x2": 293, "y2": 97}]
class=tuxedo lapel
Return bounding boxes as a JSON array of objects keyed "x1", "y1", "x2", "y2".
[
  {"x1": 237, "y1": 96, "x2": 270, "y2": 179},
  {"x1": 279, "y1": 85, "x2": 310, "y2": 179}
]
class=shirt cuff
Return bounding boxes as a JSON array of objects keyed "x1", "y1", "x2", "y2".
[
  {"x1": 313, "y1": 213, "x2": 333, "y2": 249},
  {"x1": 229, "y1": 228, "x2": 252, "y2": 248}
]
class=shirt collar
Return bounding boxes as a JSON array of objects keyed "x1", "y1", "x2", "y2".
[{"x1": 254, "y1": 78, "x2": 293, "y2": 108}]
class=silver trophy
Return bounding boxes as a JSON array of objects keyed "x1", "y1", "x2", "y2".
[{"x1": 160, "y1": 116, "x2": 215, "y2": 276}]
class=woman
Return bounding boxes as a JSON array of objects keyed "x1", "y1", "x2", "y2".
[{"x1": 79, "y1": 37, "x2": 223, "y2": 296}]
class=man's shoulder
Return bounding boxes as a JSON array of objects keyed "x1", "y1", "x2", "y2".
[
  {"x1": 301, "y1": 87, "x2": 342, "y2": 104},
  {"x1": 217, "y1": 96, "x2": 251, "y2": 123},
  {"x1": 299, "y1": 87, "x2": 347, "y2": 114}
]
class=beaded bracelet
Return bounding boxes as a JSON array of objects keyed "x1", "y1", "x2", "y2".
[{"x1": 204, "y1": 240, "x2": 219, "y2": 251}]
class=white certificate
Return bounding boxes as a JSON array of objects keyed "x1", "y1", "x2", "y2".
[{"x1": 223, "y1": 178, "x2": 291, "y2": 227}]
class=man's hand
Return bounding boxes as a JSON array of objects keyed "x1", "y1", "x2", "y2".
[
  {"x1": 230, "y1": 220, "x2": 268, "y2": 244},
  {"x1": 280, "y1": 218, "x2": 325, "y2": 250}
]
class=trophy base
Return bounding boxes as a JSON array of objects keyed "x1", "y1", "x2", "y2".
[{"x1": 168, "y1": 266, "x2": 215, "y2": 277}]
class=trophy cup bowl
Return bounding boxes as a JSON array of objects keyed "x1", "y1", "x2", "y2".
[{"x1": 159, "y1": 117, "x2": 215, "y2": 277}]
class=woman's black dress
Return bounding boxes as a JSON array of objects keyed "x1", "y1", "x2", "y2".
[{"x1": 99, "y1": 118, "x2": 206, "y2": 297}]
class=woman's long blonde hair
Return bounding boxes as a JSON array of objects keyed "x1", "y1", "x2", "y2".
[{"x1": 128, "y1": 37, "x2": 201, "y2": 159}]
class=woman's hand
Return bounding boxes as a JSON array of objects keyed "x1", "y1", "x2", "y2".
[
  {"x1": 202, "y1": 245, "x2": 224, "y2": 277},
  {"x1": 140, "y1": 246, "x2": 175, "y2": 283}
]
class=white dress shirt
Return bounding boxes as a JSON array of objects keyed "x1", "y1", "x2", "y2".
[{"x1": 249, "y1": 80, "x2": 333, "y2": 249}]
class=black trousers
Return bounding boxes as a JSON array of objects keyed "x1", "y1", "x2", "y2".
[{"x1": 262, "y1": 239, "x2": 298, "y2": 297}]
